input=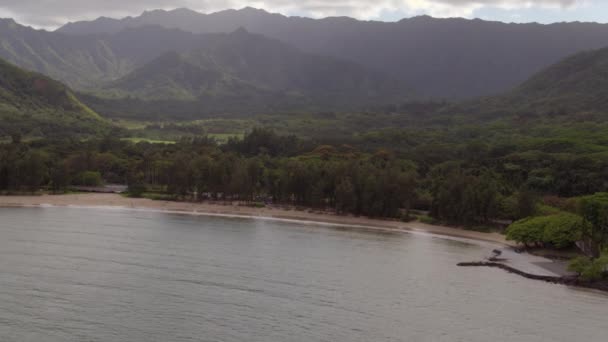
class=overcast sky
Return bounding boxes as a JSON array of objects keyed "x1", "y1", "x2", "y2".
[{"x1": 0, "y1": 0, "x2": 604, "y2": 30}]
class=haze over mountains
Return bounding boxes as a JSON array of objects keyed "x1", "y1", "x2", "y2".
[
  {"x1": 57, "y1": 7, "x2": 608, "y2": 99},
  {"x1": 0, "y1": 17, "x2": 408, "y2": 117},
  {"x1": 2, "y1": 7, "x2": 608, "y2": 125},
  {"x1": 102, "y1": 28, "x2": 407, "y2": 104}
]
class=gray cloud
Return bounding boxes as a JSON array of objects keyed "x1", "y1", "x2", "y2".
[{"x1": 0, "y1": 0, "x2": 583, "y2": 29}]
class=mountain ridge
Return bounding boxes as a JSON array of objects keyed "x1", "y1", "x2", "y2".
[
  {"x1": 55, "y1": 7, "x2": 608, "y2": 99},
  {"x1": 87, "y1": 28, "x2": 410, "y2": 119}
]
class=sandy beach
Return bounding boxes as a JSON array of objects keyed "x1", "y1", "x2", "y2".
[
  {"x1": 1, "y1": 193, "x2": 582, "y2": 279},
  {"x1": 0, "y1": 193, "x2": 513, "y2": 246}
]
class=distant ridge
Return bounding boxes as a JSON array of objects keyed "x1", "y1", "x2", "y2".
[
  {"x1": 57, "y1": 7, "x2": 608, "y2": 99},
  {"x1": 86, "y1": 28, "x2": 410, "y2": 119}
]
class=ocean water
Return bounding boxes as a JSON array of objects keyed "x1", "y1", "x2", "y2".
[{"x1": 0, "y1": 207, "x2": 606, "y2": 342}]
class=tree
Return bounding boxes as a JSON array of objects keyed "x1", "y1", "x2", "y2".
[
  {"x1": 506, "y1": 217, "x2": 546, "y2": 247},
  {"x1": 568, "y1": 251, "x2": 608, "y2": 281},
  {"x1": 167, "y1": 153, "x2": 194, "y2": 198},
  {"x1": 50, "y1": 162, "x2": 70, "y2": 193},
  {"x1": 73, "y1": 171, "x2": 103, "y2": 186},
  {"x1": 430, "y1": 166, "x2": 500, "y2": 225},
  {"x1": 578, "y1": 193, "x2": 608, "y2": 256},
  {"x1": 542, "y1": 213, "x2": 584, "y2": 249},
  {"x1": 17, "y1": 151, "x2": 48, "y2": 192},
  {"x1": 506, "y1": 213, "x2": 584, "y2": 249},
  {"x1": 515, "y1": 190, "x2": 538, "y2": 219},
  {"x1": 335, "y1": 177, "x2": 356, "y2": 214},
  {"x1": 127, "y1": 171, "x2": 146, "y2": 197}
]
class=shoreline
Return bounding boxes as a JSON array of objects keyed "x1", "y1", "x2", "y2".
[
  {"x1": 2, "y1": 193, "x2": 600, "y2": 291},
  {"x1": 0, "y1": 193, "x2": 512, "y2": 246}
]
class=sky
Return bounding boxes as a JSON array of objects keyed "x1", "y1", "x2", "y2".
[{"x1": 0, "y1": 0, "x2": 605, "y2": 30}]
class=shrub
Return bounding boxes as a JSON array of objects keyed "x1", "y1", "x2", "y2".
[
  {"x1": 506, "y1": 216, "x2": 546, "y2": 246},
  {"x1": 506, "y1": 213, "x2": 584, "y2": 248},
  {"x1": 568, "y1": 256, "x2": 592, "y2": 276},
  {"x1": 72, "y1": 171, "x2": 103, "y2": 186},
  {"x1": 542, "y1": 213, "x2": 584, "y2": 249},
  {"x1": 568, "y1": 252, "x2": 608, "y2": 281}
]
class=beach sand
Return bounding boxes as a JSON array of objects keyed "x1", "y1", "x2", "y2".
[
  {"x1": 0, "y1": 193, "x2": 512, "y2": 246},
  {"x1": 1, "y1": 193, "x2": 579, "y2": 278}
]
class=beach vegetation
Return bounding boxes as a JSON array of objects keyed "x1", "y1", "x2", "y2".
[{"x1": 506, "y1": 213, "x2": 584, "y2": 248}]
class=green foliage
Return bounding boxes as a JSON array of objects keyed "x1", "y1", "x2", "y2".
[
  {"x1": 577, "y1": 193, "x2": 608, "y2": 255},
  {"x1": 16, "y1": 151, "x2": 48, "y2": 192},
  {"x1": 506, "y1": 217, "x2": 547, "y2": 247},
  {"x1": 429, "y1": 165, "x2": 501, "y2": 225},
  {"x1": 500, "y1": 190, "x2": 538, "y2": 220},
  {"x1": 127, "y1": 172, "x2": 147, "y2": 197},
  {"x1": 73, "y1": 171, "x2": 103, "y2": 187},
  {"x1": 568, "y1": 251, "x2": 608, "y2": 281},
  {"x1": 0, "y1": 58, "x2": 113, "y2": 138},
  {"x1": 506, "y1": 213, "x2": 584, "y2": 248},
  {"x1": 542, "y1": 214, "x2": 584, "y2": 249}
]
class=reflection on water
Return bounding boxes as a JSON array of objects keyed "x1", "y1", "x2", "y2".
[{"x1": 0, "y1": 207, "x2": 607, "y2": 342}]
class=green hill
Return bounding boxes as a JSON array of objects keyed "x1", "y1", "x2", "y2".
[
  {"x1": 507, "y1": 47, "x2": 608, "y2": 115},
  {"x1": 437, "y1": 47, "x2": 608, "y2": 123},
  {"x1": 88, "y1": 29, "x2": 409, "y2": 119},
  {"x1": 0, "y1": 58, "x2": 111, "y2": 138},
  {"x1": 56, "y1": 7, "x2": 608, "y2": 99}
]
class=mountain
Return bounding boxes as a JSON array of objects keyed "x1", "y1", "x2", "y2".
[
  {"x1": 87, "y1": 29, "x2": 408, "y2": 119},
  {"x1": 506, "y1": 47, "x2": 608, "y2": 115},
  {"x1": 0, "y1": 19, "x2": 202, "y2": 90},
  {"x1": 57, "y1": 8, "x2": 608, "y2": 99},
  {"x1": 0, "y1": 58, "x2": 110, "y2": 137},
  {"x1": 438, "y1": 46, "x2": 608, "y2": 123}
]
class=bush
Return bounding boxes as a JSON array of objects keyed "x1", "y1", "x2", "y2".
[
  {"x1": 72, "y1": 171, "x2": 103, "y2": 186},
  {"x1": 542, "y1": 213, "x2": 584, "y2": 249},
  {"x1": 568, "y1": 253, "x2": 608, "y2": 281},
  {"x1": 127, "y1": 172, "x2": 146, "y2": 197},
  {"x1": 506, "y1": 212, "x2": 584, "y2": 248},
  {"x1": 419, "y1": 215, "x2": 439, "y2": 225},
  {"x1": 127, "y1": 183, "x2": 146, "y2": 197},
  {"x1": 568, "y1": 256, "x2": 592, "y2": 275},
  {"x1": 506, "y1": 217, "x2": 546, "y2": 246}
]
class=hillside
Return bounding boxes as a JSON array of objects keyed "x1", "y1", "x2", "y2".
[
  {"x1": 0, "y1": 19, "x2": 201, "y2": 90},
  {"x1": 87, "y1": 29, "x2": 408, "y2": 119},
  {"x1": 57, "y1": 7, "x2": 608, "y2": 99},
  {"x1": 450, "y1": 47, "x2": 608, "y2": 117},
  {"x1": 0, "y1": 58, "x2": 110, "y2": 138},
  {"x1": 507, "y1": 48, "x2": 608, "y2": 115}
]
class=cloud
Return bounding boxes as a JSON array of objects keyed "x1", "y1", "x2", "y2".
[{"x1": 0, "y1": 0, "x2": 585, "y2": 29}]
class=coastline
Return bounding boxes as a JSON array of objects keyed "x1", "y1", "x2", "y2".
[
  {"x1": 0, "y1": 193, "x2": 512, "y2": 246},
  {"x1": 3, "y1": 193, "x2": 602, "y2": 291}
]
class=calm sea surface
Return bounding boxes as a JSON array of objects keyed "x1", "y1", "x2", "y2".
[{"x1": 0, "y1": 207, "x2": 606, "y2": 342}]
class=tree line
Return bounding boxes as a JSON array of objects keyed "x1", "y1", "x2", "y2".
[{"x1": 0, "y1": 128, "x2": 604, "y2": 227}]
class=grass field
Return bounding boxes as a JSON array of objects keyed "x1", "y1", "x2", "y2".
[{"x1": 121, "y1": 137, "x2": 176, "y2": 144}]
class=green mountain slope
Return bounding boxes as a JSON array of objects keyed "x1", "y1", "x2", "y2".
[
  {"x1": 56, "y1": 7, "x2": 608, "y2": 99},
  {"x1": 90, "y1": 29, "x2": 408, "y2": 119},
  {"x1": 0, "y1": 19, "x2": 201, "y2": 90},
  {"x1": 507, "y1": 47, "x2": 608, "y2": 115},
  {"x1": 0, "y1": 58, "x2": 111, "y2": 138},
  {"x1": 438, "y1": 47, "x2": 608, "y2": 123}
]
